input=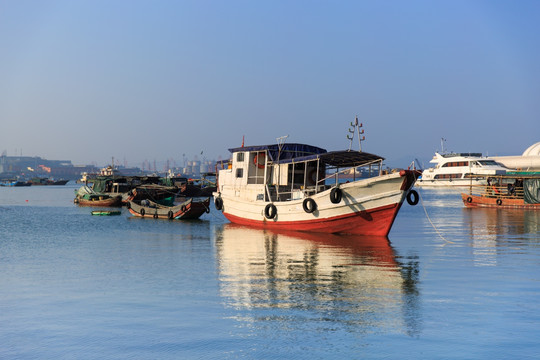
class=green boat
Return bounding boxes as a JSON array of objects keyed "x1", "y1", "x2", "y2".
[{"x1": 91, "y1": 210, "x2": 122, "y2": 216}]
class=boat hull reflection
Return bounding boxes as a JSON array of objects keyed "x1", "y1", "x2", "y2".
[
  {"x1": 464, "y1": 208, "x2": 540, "y2": 236},
  {"x1": 462, "y1": 208, "x2": 540, "y2": 266},
  {"x1": 214, "y1": 224, "x2": 421, "y2": 335}
]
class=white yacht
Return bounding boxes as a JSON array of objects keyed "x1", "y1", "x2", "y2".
[{"x1": 416, "y1": 152, "x2": 509, "y2": 187}]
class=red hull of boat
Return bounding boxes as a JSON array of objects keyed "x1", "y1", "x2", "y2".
[{"x1": 223, "y1": 202, "x2": 403, "y2": 237}]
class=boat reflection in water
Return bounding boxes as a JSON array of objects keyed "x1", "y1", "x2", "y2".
[
  {"x1": 213, "y1": 224, "x2": 421, "y2": 336},
  {"x1": 463, "y1": 208, "x2": 540, "y2": 266}
]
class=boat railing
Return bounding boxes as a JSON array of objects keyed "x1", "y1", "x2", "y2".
[
  {"x1": 468, "y1": 184, "x2": 524, "y2": 199},
  {"x1": 321, "y1": 167, "x2": 381, "y2": 186},
  {"x1": 264, "y1": 184, "x2": 329, "y2": 202}
]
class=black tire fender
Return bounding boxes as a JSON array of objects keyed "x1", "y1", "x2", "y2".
[
  {"x1": 264, "y1": 203, "x2": 277, "y2": 219},
  {"x1": 330, "y1": 187, "x2": 342, "y2": 204},
  {"x1": 406, "y1": 189, "x2": 419, "y2": 206},
  {"x1": 215, "y1": 197, "x2": 223, "y2": 211},
  {"x1": 302, "y1": 198, "x2": 317, "y2": 213}
]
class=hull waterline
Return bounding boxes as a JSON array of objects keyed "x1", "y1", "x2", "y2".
[{"x1": 218, "y1": 170, "x2": 419, "y2": 237}]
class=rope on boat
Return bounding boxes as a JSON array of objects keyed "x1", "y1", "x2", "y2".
[{"x1": 417, "y1": 189, "x2": 455, "y2": 245}]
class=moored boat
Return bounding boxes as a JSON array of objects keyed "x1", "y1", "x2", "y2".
[
  {"x1": 75, "y1": 176, "x2": 178, "y2": 205},
  {"x1": 212, "y1": 140, "x2": 420, "y2": 236},
  {"x1": 75, "y1": 194, "x2": 123, "y2": 207},
  {"x1": 127, "y1": 197, "x2": 210, "y2": 220},
  {"x1": 461, "y1": 171, "x2": 540, "y2": 209},
  {"x1": 0, "y1": 179, "x2": 31, "y2": 187},
  {"x1": 416, "y1": 152, "x2": 509, "y2": 187},
  {"x1": 29, "y1": 178, "x2": 69, "y2": 185},
  {"x1": 91, "y1": 210, "x2": 122, "y2": 216}
]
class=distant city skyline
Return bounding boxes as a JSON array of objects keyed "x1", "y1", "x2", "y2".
[
  {"x1": 0, "y1": 151, "x2": 221, "y2": 172},
  {"x1": 1, "y1": 1, "x2": 539, "y2": 168}
]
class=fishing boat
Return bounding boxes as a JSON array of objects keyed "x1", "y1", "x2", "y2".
[
  {"x1": 461, "y1": 171, "x2": 540, "y2": 209},
  {"x1": 75, "y1": 176, "x2": 178, "y2": 205},
  {"x1": 212, "y1": 124, "x2": 420, "y2": 236},
  {"x1": 127, "y1": 197, "x2": 210, "y2": 220},
  {"x1": 74, "y1": 194, "x2": 123, "y2": 207}
]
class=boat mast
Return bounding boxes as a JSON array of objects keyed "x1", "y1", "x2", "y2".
[
  {"x1": 347, "y1": 115, "x2": 365, "y2": 152},
  {"x1": 276, "y1": 135, "x2": 289, "y2": 153},
  {"x1": 275, "y1": 135, "x2": 289, "y2": 196}
]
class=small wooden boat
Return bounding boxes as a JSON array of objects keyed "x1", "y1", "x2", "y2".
[
  {"x1": 461, "y1": 171, "x2": 540, "y2": 209},
  {"x1": 91, "y1": 210, "x2": 122, "y2": 216},
  {"x1": 127, "y1": 197, "x2": 210, "y2": 220},
  {"x1": 75, "y1": 194, "x2": 123, "y2": 207},
  {"x1": 75, "y1": 175, "x2": 179, "y2": 205}
]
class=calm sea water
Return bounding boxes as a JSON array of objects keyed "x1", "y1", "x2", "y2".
[{"x1": 1, "y1": 184, "x2": 540, "y2": 359}]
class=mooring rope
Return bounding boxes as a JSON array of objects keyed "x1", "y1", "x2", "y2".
[{"x1": 417, "y1": 189, "x2": 455, "y2": 245}]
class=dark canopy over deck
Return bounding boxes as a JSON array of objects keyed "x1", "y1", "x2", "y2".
[{"x1": 273, "y1": 149, "x2": 384, "y2": 168}]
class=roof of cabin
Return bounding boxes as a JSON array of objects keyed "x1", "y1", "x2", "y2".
[{"x1": 228, "y1": 143, "x2": 327, "y2": 162}]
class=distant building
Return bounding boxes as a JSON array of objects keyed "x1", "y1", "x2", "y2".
[
  {"x1": 0, "y1": 155, "x2": 98, "y2": 180},
  {"x1": 492, "y1": 142, "x2": 540, "y2": 171}
]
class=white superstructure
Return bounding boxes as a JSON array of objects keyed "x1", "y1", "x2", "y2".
[{"x1": 416, "y1": 152, "x2": 509, "y2": 187}]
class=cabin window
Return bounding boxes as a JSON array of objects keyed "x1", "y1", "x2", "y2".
[
  {"x1": 478, "y1": 160, "x2": 500, "y2": 166},
  {"x1": 434, "y1": 173, "x2": 462, "y2": 179},
  {"x1": 442, "y1": 161, "x2": 469, "y2": 168},
  {"x1": 236, "y1": 153, "x2": 244, "y2": 162},
  {"x1": 236, "y1": 168, "x2": 244, "y2": 178}
]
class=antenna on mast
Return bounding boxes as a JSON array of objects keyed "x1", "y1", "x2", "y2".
[
  {"x1": 347, "y1": 115, "x2": 365, "y2": 151},
  {"x1": 276, "y1": 135, "x2": 289, "y2": 152}
]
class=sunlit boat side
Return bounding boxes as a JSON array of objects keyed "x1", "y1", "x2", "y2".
[{"x1": 213, "y1": 143, "x2": 420, "y2": 236}]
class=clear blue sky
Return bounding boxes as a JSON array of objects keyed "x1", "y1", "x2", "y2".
[{"x1": 1, "y1": 0, "x2": 539, "y2": 168}]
